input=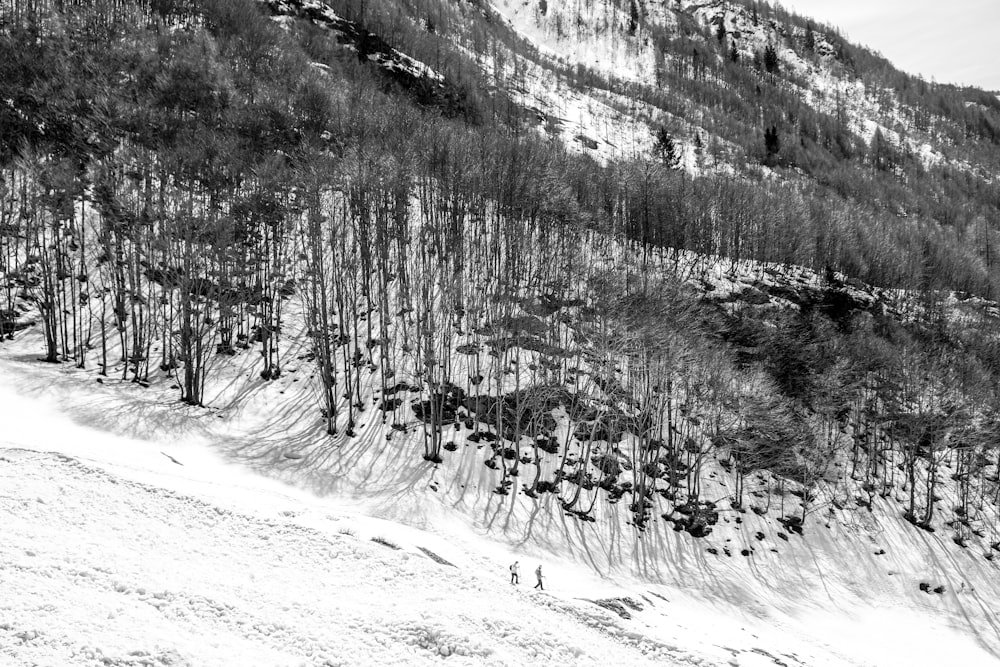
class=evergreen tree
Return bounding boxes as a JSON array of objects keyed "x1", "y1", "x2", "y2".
[
  {"x1": 764, "y1": 43, "x2": 780, "y2": 75},
  {"x1": 654, "y1": 127, "x2": 679, "y2": 167},
  {"x1": 805, "y1": 22, "x2": 816, "y2": 53},
  {"x1": 870, "y1": 129, "x2": 896, "y2": 172},
  {"x1": 764, "y1": 125, "x2": 780, "y2": 164}
]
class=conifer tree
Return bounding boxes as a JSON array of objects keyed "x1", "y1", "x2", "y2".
[
  {"x1": 653, "y1": 127, "x2": 679, "y2": 168},
  {"x1": 764, "y1": 43, "x2": 780, "y2": 75},
  {"x1": 764, "y1": 125, "x2": 780, "y2": 164},
  {"x1": 627, "y1": 0, "x2": 639, "y2": 36}
]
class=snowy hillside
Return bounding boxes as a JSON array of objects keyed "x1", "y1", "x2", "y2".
[{"x1": 3, "y1": 312, "x2": 1000, "y2": 666}]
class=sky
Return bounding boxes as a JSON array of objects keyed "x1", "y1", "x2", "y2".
[{"x1": 776, "y1": 0, "x2": 1000, "y2": 91}]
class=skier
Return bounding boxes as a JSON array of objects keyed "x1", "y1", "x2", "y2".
[
  {"x1": 510, "y1": 561, "x2": 520, "y2": 584},
  {"x1": 534, "y1": 564, "x2": 544, "y2": 590}
]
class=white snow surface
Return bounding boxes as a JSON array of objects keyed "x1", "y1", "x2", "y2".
[{"x1": 2, "y1": 343, "x2": 1000, "y2": 665}]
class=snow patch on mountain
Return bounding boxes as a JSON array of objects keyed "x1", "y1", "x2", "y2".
[
  {"x1": 262, "y1": 0, "x2": 444, "y2": 83},
  {"x1": 485, "y1": 0, "x2": 951, "y2": 173}
]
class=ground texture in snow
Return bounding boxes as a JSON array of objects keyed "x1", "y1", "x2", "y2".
[{"x1": 4, "y1": 450, "x2": 684, "y2": 666}]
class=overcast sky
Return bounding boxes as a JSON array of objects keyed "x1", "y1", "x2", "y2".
[{"x1": 776, "y1": 0, "x2": 1000, "y2": 91}]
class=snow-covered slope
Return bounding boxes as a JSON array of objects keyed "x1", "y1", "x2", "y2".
[
  {"x1": 478, "y1": 0, "x2": 954, "y2": 173},
  {"x1": 2, "y1": 335, "x2": 999, "y2": 666}
]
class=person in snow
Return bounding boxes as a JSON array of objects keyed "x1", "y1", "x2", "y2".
[
  {"x1": 534, "y1": 564, "x2": 544, "y2": 590},
  {"x1": 510, "y1": 561, "x2": 519, "y2": 584}
]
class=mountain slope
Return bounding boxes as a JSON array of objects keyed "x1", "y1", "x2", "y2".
[{"x1": 3, "y1": 1, "x2": 1000, "y2": 665}]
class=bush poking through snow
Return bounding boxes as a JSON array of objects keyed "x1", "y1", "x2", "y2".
[
  {"x1": 592, "y1": 453, "x2": 622, "y2": 477},
  {"x1": 589, "y1": 599, "x2": 631, "y2": 619},
  {"x1": 777, "y1": 515, "x2": 804, "y2": 535},
  {"x1": 666, "y1": 501, "x2": 719, "y2": 538},
  {"x1": 589, "y1": 597, "x2": 642, "y2": 619},
  {"x1": 371, "y1": 536, "x2": 401, "y2": 550},
  {"x1": 416, "y1": 546, "x2": 455, "y2": 567}
]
